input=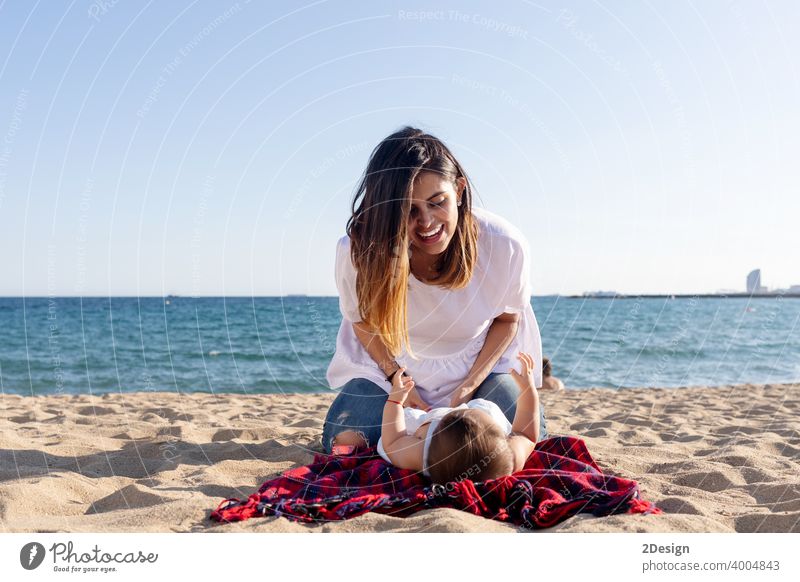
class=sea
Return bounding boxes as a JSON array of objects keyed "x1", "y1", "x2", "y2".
[{"x1": 0, "y1": 296, "x2": 798, "y2": 396}]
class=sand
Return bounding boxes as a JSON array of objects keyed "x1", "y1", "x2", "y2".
[{"x1": 1, "y1": 383, "x2": 798, "y2": 533}]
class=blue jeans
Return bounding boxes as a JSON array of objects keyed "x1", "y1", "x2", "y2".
[{"x1": 321, "y1": 372, "x2": 549, "y2": 454}]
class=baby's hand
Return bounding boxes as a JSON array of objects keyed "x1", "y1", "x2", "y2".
[
  {"x1": 510, "y1": 352, "x2": 537, "y2": 392},
  {"x1": 389, "y1": 367, "x2": 415, "y2": 403}
]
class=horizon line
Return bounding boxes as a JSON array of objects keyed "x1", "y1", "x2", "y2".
[{"x1": 0, "y1": 292, "x2": 792, "y2": 299}]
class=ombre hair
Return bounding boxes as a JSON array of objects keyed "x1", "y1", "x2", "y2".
[{"x1": 345, "y1": 126, "x2": 479, "y2": 358}]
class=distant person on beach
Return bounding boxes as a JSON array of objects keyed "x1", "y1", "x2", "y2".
[
  {"x1": 322, "y1": 126, "x2": 547, "y2": 453},
  {"x1": 541, "y1": 357, "x2": 565, "y2": 391},
  {"x1": 378, "y1": 352, "x2": 543, "y2": 483}
]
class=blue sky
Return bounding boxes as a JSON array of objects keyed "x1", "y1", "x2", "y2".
[{"x1": 1, "y1": 0, "x2": 798, "y2": 296}]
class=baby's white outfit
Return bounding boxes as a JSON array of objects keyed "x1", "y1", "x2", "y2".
[{"x1": 376, "y1": 398, "x2": 513, "y2": 476}]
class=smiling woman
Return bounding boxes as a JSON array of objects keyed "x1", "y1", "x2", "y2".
[{"x1": 322, "y1": 126, "x2": 547, "y2": 454}]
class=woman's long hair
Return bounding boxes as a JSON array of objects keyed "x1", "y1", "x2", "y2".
[{"x1": 346, "y1": 126, "x2": 479, "y2": 359}]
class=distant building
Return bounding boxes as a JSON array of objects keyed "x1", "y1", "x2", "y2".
[
  {"x1": 583, "y1": 290, "x2": 618, "y2": 298},
  {"x1": 747, "y1": 269, "x2": 767, "y2": 294}
]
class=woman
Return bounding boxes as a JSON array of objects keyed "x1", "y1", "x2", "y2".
[{"x1": 322, "y1": 126, "x2": 548, "y2": 454}]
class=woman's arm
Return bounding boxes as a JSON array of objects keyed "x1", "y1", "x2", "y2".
[
  {"x1": 352, "y1": 321, "x2": 429, "y2": 410},
  {"x1": 352, "y1": 321, "x2": 400, "y2": 377},
  {"x1": 449, "y1": 312, "x2": 520, "y2": 406}
]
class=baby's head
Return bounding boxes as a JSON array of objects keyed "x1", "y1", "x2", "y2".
[{"x1": 426, "y1": 408, "x2": 514, "y2": 485}]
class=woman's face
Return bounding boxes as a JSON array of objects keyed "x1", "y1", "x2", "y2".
[{"x1": 407, "y1": 172, "x2": 466, "y2": 256}]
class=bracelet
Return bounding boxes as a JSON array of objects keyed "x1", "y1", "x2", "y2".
[
  {"x1": 386, "y1": 367, "x2": 402, "y2": 383},
  {"x1": 386, "y1": 399, "x2": 403, "y2": 406}
]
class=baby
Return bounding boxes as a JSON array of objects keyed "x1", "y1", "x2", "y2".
[{"x1": 377, "y1": 351, "x2": 541, "y2": 485}]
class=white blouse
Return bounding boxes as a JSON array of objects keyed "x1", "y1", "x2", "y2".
[{"x1": 326, "y1": 206, "x2": 543, "y2": 408}]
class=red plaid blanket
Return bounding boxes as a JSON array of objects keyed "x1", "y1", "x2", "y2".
[{"x1": 210, "y1": 436, "x2": 660, "y2": 529}]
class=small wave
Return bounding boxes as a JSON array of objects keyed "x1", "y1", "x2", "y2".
[{"x1": 208, "y1": 350, "x2": 222, "y2": 356}]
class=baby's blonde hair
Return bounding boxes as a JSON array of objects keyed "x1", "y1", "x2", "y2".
[{"x1": 426, "y1": 409, "x2": 514, "y2": 485}]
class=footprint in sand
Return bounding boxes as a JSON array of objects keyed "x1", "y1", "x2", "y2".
[
  {"x1": 673, "y1": 470, "x2": 743, "y2": 493},
  {"x1": 655, "y1": 496, "x2": 705, "y2": 515},
  {"x1": 734, "y1": 512, "x2": 800, "y2": 533},
  {"x1": 76, "y1": 406, "x2": 117, "y2": 416}
]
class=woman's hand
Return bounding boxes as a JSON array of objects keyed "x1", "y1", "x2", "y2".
[
  {"x1": 404, "y1": 385, "x2": 431, "y2": 411},
  {"x1": 510, "y1": 352, "x2": 537, "y2": 393},
  {"x1": 449, "y1": 385, "x2": 475, "y2": 407}
]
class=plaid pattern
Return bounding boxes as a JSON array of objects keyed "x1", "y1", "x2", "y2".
[{"x1": 210, "y1": 436, "x2": 660, "y2": 529}]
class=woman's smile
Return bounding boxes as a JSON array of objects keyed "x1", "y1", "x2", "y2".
[
  {"x1": 407, "y1": 171, "x2": 465, "y2": 255},
  {"x1": 417, "y1": 223, "x2": 444, "y2": 244}
]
